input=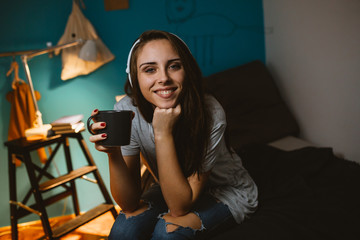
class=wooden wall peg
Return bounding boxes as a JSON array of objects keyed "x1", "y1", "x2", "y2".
[{"x1": 104, "y1": 0, "x2": 129, "y2": 11}]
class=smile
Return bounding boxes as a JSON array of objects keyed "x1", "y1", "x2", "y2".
[
  {"x1": 154, "y1": 88, "x2": 177, "y2": 98},
  {"x1": 158, "y1": 90, "x2": 173, "y2": 94}
]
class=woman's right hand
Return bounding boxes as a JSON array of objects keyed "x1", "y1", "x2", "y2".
[{"x1": 88, "y1": 109, "x2": 120, "y2": 153}]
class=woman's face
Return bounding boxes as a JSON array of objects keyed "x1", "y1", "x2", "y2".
[{"x1": 136, "y1": 39, "x2": 185, "y2": 109}]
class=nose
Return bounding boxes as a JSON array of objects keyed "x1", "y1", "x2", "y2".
[{"x1": 157, "y1": 67, "x2": 169, "y2": 84}]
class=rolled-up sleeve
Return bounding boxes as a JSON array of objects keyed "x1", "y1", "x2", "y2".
[{"x1": 114, "y1": 98, "x2": 140, "y2": 156}]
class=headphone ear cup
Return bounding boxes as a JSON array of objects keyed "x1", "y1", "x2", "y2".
[
  {"x1": 126, "y1": 39, "x2": 141, "y2": 87},
  {"x1": 126, "y1": 66, "x2": 131, "y2": 86}
]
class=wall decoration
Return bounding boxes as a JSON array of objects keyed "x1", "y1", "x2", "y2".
[{"x1": 165, "y1": 0, "x2": 264, "y2": 66}]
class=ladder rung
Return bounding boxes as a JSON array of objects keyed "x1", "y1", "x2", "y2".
[
  {"x1": 17, "y1": 190, "x2": 72, "y2": 218},
  {"x1": 39, "y1": 166, "x2": 97, "y2": 192},
  {"x1": 52, "y1": 203, "x2": 115, "y2": 238}
]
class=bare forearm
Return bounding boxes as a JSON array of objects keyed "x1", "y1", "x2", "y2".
[
  {"x1": 155, "y1": 134, "x2": 193, "y2": 216},
  {"x1": 107, "y1": 150, "x2": 141, "y2": 212}
]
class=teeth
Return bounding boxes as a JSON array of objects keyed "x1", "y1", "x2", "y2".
[{"x1": 158, "y1": 90, "x2": 173, "y2": 95}]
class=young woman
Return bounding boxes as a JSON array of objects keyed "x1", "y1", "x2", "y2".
[{"x1": 89, "y1": 30, "x2": 258, "y2": 240}]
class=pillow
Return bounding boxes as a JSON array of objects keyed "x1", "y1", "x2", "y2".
[{"x1": 204, "y1": 60, "x2": 299, "y2": 149}]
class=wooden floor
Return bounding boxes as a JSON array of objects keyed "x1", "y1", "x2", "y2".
[{"x1": 0, "y1": 207, "x2": 119, "y2": 240}]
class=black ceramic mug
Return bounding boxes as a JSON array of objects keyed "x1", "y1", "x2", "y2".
[{"x1": 87, "y1": 110, "x2": 132, "y2": 146}]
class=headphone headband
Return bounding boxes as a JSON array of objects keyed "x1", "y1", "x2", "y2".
[
  {"x1": 126, "y1": 33, "x2": 190, "y2": 87},
  {"x1": 126, "y1": 39, "x2": 140, "y2": 87}
]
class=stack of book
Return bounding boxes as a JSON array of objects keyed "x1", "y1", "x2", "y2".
[{"x1": 51, "y1": 114, "x2": 85, "y2": 135}]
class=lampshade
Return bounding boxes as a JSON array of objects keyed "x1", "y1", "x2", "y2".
[{"x1": 78, "y1": 39, "x2": 97, "y2": 62}]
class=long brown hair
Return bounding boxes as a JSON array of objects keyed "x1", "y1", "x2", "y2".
[{"x1": 124, "y1": 30, "x2": 210, "y2": 177}]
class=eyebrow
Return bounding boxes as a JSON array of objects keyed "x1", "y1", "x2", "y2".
[{"x1": 139, "y1": 58, "x2": 181, "y2": 68}]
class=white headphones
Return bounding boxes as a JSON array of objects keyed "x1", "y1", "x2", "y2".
[
  {"x1": 125, "y1": 39, "x2": 140, "y2": 87},
  {"x1": 125, "y1": 33, "x2": 191, "y2": 87}
]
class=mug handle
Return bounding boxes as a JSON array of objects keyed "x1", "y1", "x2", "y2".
[{"x1": 87, "y1": 115, "x2": 97, "y2": 135}]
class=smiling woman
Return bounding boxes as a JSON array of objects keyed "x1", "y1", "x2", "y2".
[{"x1": 88, "y1": 30, "x2": 258, "y2": 240}]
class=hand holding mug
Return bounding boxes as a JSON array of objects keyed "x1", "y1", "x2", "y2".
[{"x1": 87, "y1": 109, "x2": 133, "y2": 151}]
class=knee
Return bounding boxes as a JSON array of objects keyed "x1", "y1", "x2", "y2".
[
  {"x1": 153, "y1": 217, "x2": 174, "y2": 240},
  {"x1": 108, "y1": 213, "x2": 135, "y2": 240},
  {"x1": 163, "y1": 212, "x2": 202, "y2": 233},
  {"x1": 152, "y1": 212, "x2": 203, "y2": 239},
  {"x1": 108, "y1": 203, "x2": 151, "y2": 240}
]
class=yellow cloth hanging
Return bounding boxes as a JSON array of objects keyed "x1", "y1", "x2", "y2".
[
  {"x1": 6, "y1": 62, "x2": 48, "y2": 165},
  {"x1": 6, "y1": 82, "x2": 40, "y2": 140}
]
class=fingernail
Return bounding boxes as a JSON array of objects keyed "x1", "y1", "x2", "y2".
[
  {"x1": 101, "y1": 133, "x2": 107, "y2": 138},
  {"x1": 94, "y1": 109, "x2": 98, "y2": 113},
  {"x1": 100, "y1": 122, "x2": 106, "y2": 127}
]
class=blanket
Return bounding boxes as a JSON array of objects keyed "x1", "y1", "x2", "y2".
[{"x1": 211, "y1": 145, "x2": 360, "y2": 240}]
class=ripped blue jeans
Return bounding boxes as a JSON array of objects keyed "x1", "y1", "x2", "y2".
[{"x1": 108, "y1": 184, "x2": 235, "y2": 240}]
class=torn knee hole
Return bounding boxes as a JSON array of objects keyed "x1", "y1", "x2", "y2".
[
  {"x1": 163, "y1": 212, "x2": 202, "y2": 233},
  {"x1": 166, "y1": 222, "x2": 181, "y2": 232}
]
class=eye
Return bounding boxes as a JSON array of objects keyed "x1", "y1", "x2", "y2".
[
  {"x1": 144, "y1": 67, "x2": 156, "y2": 73},
  {"x1": 169, "y1": 63, "x2": 182, "y2": 70}
]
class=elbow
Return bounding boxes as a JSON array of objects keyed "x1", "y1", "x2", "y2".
[
  {"x1": 118, "y1": 201, "x2": 140, "y2": 213},
  {"x1": 110, "y1": 187, "x2": 142, "y2": 213},
  {"x1": 169, "y1": 210, "x2": 188, "y2": 217},
  {"x1": 167, "y1": 193, "x2": 194, "y2": 217},
  {"x1": 120, "y1": 203, "x2": 136, "y2": 212},
  {"x1": 168, "y1": 205, "x2": 192, "y2": 217},
  {"x1": 112, "y1": 194, "x2": 140, "y2": 213}
]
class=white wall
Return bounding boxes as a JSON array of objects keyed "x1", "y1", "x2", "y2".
[{"x1": 263, "y1": 0, "x2": 360, "y2": 162}]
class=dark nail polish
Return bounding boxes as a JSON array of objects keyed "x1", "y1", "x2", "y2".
[
  {"x1": 101, "y1": 122, "x2": 106, "y2": 127},
  {"x1": 101, "y1": 133, "x2": 107, "y2": 138}
]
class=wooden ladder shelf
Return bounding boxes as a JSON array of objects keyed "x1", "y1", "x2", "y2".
[{"x1": 4, "y1": 132, "x2": 118, "y2": 240}]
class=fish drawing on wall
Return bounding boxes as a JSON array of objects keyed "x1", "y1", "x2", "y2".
[{"x1": 165, "y1": 0, "x2": 266, "y2": 66}]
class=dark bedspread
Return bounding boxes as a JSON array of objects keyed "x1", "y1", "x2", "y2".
[{"x1": 211, "y1": 145, "x2": 360, "y2": 240}]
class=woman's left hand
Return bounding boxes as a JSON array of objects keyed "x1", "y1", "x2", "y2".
[{"x1": 153, "y1": 104, "x2": 181, "y2": 137}]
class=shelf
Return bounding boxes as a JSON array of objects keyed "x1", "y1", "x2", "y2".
[
  {"x1": 17, "y1": 190, "x2": 72, "y2": 218},
  {"x1": 5, "y1": 132, "x2": 117, "y2": 240},
  {"x1": 39, "y1": 166, "x2": 97, "y2": 192},
  {"x1": 52, "y1": 203, "x2": 115, "y2": 238}
]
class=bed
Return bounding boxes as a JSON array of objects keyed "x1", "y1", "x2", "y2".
[{"x1": 203, "y1": 60, "x2": 360, "y2": 240}]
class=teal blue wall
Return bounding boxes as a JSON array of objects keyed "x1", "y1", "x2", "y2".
[{"x1": 0, "y1": 0, "x2": 265, "y2": 227}]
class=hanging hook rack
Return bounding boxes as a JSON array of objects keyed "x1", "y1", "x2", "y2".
[
  {"x1": 0, "y1": 49, "x2": 44, "y2": 58},
  {"x1": 0, "y1": 39, "x2": 84, "y2": 58}
]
